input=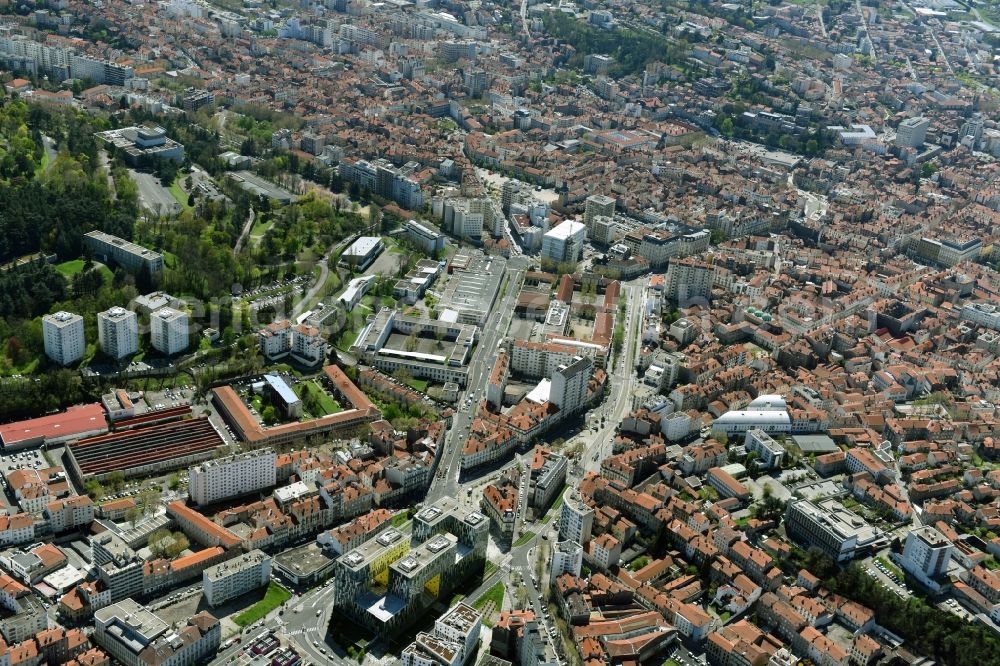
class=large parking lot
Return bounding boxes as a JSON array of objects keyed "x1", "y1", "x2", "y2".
[
  {"x1": 143, "y1": 385, "x2": 195, "y2": 412},
  {"x1": 0, "y1": 448, "x2": 50, "y2": 477}
]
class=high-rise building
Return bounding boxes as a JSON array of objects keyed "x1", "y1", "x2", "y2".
[
  {"x1": 583, "y1": 194, "x2": 615, "y2": 232},
  {"x1": 664, "y1": 258, "x2": 715, "y2": 304},
  {"x1": 895, "y1": 116, "x2": 929, "y2": 149},
  {"x1": 441, "y1": 197, "x2": 492, "y2": 240},
  {"x1": 961, "y1": 113, "x2": 984, "y2": 150},
  {"x1": 335, "y1": 499, "x2": 488, "y2": 638},
  {"x1": 550, "y1": 539, "x2": 583, "y2": 579},
  {"x1": 550, "y1": 356, "x2": 591, "y2": 414},
  {"x1": 541, "y1": 221, "x2": 585, "y2": 264},
  {"x1": 188, "y1": 449, "x2": 277, "y2": 506},
  {"x1": 150, "y1": 307, "x2": 188, "y2": 355},
  {"x1": 42, "y1": 311, "x2": 85, "y2": 366},
  {"x1": 501, "y1": 179, "x2": 532, "y2": 214},
  {"x1": 202, "y1": 550, "x2": 272, "y2": 607},
  {"x1": 558, "y1": 490, "x2": 593, "y2": 545},
  {"x1": 91, "y1": 532, "x2": 143, "y2": 602},
  {"x1": 901, "y1": 526, "x2": 952, "y2": 580},
  {"x1": 97, "y1": 307, "x2": 138, "y2": 360}
]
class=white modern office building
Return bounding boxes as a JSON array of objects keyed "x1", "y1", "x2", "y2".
[
  {"x1": 339, "y1": 236, "x2": 384, "y2": 271},
  {"x1": 42, "y1": 311, "x2": 85, "y2": 366},
  {"x1": 188, "y1": 449, "x2": 277, "y2": 506},
  {"x1": 202, "y1": 549, "x2": 272, "y2": 607},
  {"x1": 961, "y1": 303, "x2": 1000, "y2": 331},
  {"x1": 712, "y1": 395, "x2": 792, "y2": 436},
  {"x1": 150, "y1": 307, "x2": 188, "y2": 355},
  {"x1": 541, "y1": 221, "x2": 585, "y2": 264},
  {"x1": 405, "y1": 219, "x2": 445, "y2": 255},
  {"x1": 744, "y1": 429, "x2": 785, "y2": 469},
  {"x1": 97, "y1": 307, "x2": 139, "y2": 360},
  {"x1": 401, "y1": 603, "x2": 482, "y2": 666},
  {"x1": 784, "y1": 498, "x2": 888, "y2": 563}
]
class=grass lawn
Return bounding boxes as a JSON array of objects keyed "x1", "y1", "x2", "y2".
[
  {"x1": 250, "y1": 216, "x2": 271, "y2": 238},
  {"x1": 1, "y1": 355, "x2": 41, "y2": 376},
  {"x1": 391, "y1": 511, "x2": 411, "y2": 528},
  {"x1": 299, "y1": 382, "x2": 342, "y2": 416},
  {"x1": 56, "y1": 259, "x2": 115, "y2": 283},
  {"x1": 336, "y1": 325, "x2": 360, "y2": 351},
  {"x1": 513, "y1": 531, "x2": 536, "y2": 548},
  {"x1": 472, "y1": 581, "x2": 504, "y2": 626},
  {"x1": 404, "y1": 377, "x2": 429, "y2": 393},
  {"x1": 233, "y1": 581, "x2": 291, "y2": 626},
  {"x1": 877, "y1": 556, "x2": 903, "y2": 580},
  {"x1": 168, "y1": 178, "x2": 191, "y2": 211},
  {"x1": 483, "y1": 561, "x2": 499, "y2": 580},
  {"x1": 55, "y1": 259, "x2": 87, "y2": 277},
  {"x1": 719, "y1": 610, "x2": 732, "y2": 622},
  {"x1": 541, "y1": 485, "x2": 569, "y2": 523}
]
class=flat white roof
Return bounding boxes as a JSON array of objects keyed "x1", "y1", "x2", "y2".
[
  {"x1": 544, "y1": 220, "x2": 585, "y2": 240},
  {"x1": 714, "y1": 410, "x2": 791, "y2": 425},
  {"x1": 343, "y1": 236, "x2": 383, "y2": 258}
]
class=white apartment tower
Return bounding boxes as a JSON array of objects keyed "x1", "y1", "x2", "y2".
[
  {"x1": 550, "y1": 539, "x2": 583, "y2": 579},
  {"x1": 150, "y1": 307, "x2": 188, "y2": 355},
  {"x1": 584, "y1": 194, "x2": 615, "y2": 232},
  {"x1": 664, "y1": 258, "x2": 714, "y2": 304},
  {"x1": 550, "y1": 356, "x2": 591, "y2": 414},
  {"x1": 901, "y1": 526, "x2": 952, "y2": 579},
  {"x1": 97, "y1": 307, "x2": 139, "y2": 360},
  {"x1": 895, "y1": 116, "x2": 929, "y2": 149},
  {"x1": 42, "y1": 311, "x2": 85, "y2": 366},
  {"x1": 189, "y1": 449, "x2": 277, "y2": 506},
  {"x1": 558, "y1": 490, "x2": 593, "y2": 545}
]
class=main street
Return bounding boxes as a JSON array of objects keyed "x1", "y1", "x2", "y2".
[
  {"x1": 578, "y1": 281, "x2": 646, "y2": 476},
  {"x1": 282, "y1": 583, "x2": 346, "y2": 665},
  {"x1": 425, "y1": 257, "x2": 529, "y2": 503}
]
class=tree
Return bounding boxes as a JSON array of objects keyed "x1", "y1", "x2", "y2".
[
  {"x1": 107, "y1": 470, "x2": 125, "y2": 492},
  {"x1": 149, "y1": 529, "x2": 190, "y2": 559},
  {"x1": 138, "y1": 488, "x2": 161, "y2": 515},
  {"x1": 261, "y1": 405, "x2": 277, "y2": 424},
  {"x1": 125, "y1": 506, "x2": 142, "y2": 528},
  {"x1": 720, "y1": 116, "x2": 734, "y2": 137},
  {"x1": 168, "y1": 474, "x2": 181, "y2": 491},
  {"x1": 85, "y1": 479, "x2": 104, "y2": 499}
]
